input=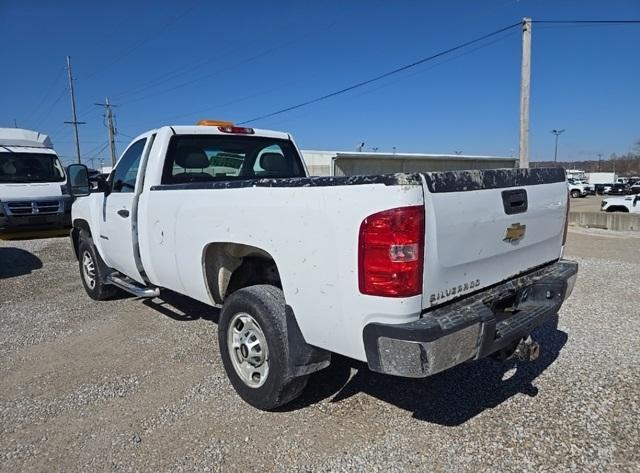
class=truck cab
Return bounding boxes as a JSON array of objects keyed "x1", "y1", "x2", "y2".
[{"x1": 0, "y1": 128, "x2": 71, "y2": 237}]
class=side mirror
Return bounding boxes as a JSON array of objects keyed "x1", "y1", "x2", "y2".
[
  {"x1": 66, "y1": 164, "x2": 90, "y2": 197},
  {"x1": 95, "y1": 174, "x2": 111, "y2": 194}
]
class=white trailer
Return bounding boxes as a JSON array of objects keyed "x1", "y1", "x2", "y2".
[{"x1": 588, "y1": 172, "x2": 616, "y2": 186}]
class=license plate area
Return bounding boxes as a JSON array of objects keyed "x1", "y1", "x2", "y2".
[{"x1": 28, "y1": 216, "x2": 48, "y2": 224}]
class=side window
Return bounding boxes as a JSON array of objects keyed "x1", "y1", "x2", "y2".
[{"x1": 112, "y1": 139, "x2": 146, "y2": 193}]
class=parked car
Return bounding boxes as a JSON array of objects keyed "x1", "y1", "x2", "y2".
[
  {"x1": 66, "y1": 120, "x2": 578, "y2": 410},
  {"x1": 567, "y1": 180, "x2": 590, "y2": 198},
  {"x1": 601, "y1": 195, "x2": 640, "y2": 213},
  {"x1": 606, "y1": 183, "x2": 629, "y2": 196},
  {"x1": 0, "y1": 127, "x2": 72, "y2": 236}
]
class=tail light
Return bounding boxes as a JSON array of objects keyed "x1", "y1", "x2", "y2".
[
  {"x1": 218, "y1": 125, "x2": 254, "y2": 134},
  {"x1": 562, "y1": 191, "x2": 570, "y2": 245},
  {"x1": 358, "y1": 206, "x2": 425, "y2": 297}
]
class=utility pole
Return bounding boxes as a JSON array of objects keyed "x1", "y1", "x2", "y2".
[
  {"x1": 551, "y1": 129, "x2": 565, "y2": 163},
  {"x1": 64, "y1": 56, "x2": 85, "y2": 164},
  {"x1": 612, "y1": 154, "x2": 616, "y2": 176},
  {"x1": 519, "y1": 17, "x2": 532, "y2": 169},
  {"x1": 96, "y1": 98, "x2": 118, "y2": 167},
  {"x1": 597, "y1": 153, "x2": 603, "y2": 171}
]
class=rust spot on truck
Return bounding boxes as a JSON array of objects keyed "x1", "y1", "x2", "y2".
[
  {"x1": 423, "y1": 168, "x2": 566, "y2": 193},
  {"x1": 149, "y1": 173, "x2": 423, "y2": 191}
]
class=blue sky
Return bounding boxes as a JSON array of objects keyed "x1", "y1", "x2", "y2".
[{"x1": 1, "y1": 0, "x2": 639, "y2": 166}]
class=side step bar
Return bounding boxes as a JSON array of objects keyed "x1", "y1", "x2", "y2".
[{"x1": 107, "y1": 273, "x2": 160, "y2": 298}]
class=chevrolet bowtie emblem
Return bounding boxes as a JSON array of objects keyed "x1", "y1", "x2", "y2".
[{"x1": 504, "y1": 223, "x2": 526, "y2": 242}]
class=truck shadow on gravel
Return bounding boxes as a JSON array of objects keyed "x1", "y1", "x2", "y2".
[
  {"x1": 287, "y1": 317, "x2": 567, "y2": 426},
  {"x1": 141, "y1": 291, "x2": 567, "y2": 426},
  {"x1": 142, "y1": 291, "x2": 221, "y2": 322},
  {"x1": 0, "y1": 247, "x2": 43, "y2": 279}
]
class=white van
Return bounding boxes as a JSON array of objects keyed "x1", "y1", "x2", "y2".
[{"x1": 0, "y1": 128, "x2": 71, "y2": 236}]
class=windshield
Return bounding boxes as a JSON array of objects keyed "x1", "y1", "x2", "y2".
[{"x1": 0, "y1": 152, "x2": 65, "y2": 183}]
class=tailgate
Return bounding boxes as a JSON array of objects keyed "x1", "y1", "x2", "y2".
[{"x1": 421, "y1": 168, "x2": 567, "y2": 309}]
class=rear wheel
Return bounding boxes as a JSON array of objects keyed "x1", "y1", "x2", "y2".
[
  {"x1": 570, "y1": 189, "x2": 581, "y2": 198},
  {"x1": 78, "y1": 233, "x2": 119, "y2": 300},
  {"x1": 218, "y1": 285, "x2": 308, "y2": 410}
]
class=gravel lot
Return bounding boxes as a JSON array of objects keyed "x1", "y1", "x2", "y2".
[
  {"x1": 569, "y1": 195, "x2": 605, "y2": 213},
  {"x1": 1, "y1": 229, "x2": 639, "y2": 472}
]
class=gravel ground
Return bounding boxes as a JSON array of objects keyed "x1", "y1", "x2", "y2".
[
  {"x1": 568, "y1": 195, "x2": 604, "y2": 213},
  {"x1": 0, "y1": 228, "x2": 639, "y2": 472}
]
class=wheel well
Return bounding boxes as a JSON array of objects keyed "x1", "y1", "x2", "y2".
[
  {"x1": 203, "y1": 243, "x2": 281, "y2": 305},
  {"x1": 606, "y1": 206, "x2": 629, "y2": 213},
  {"x1": 71, "y1": 219, "x2": 91, "y2": 259}
]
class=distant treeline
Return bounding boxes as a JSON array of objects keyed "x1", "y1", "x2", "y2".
[{"x1": 532, "y1": 151, "x2": 640, "y2": 176}]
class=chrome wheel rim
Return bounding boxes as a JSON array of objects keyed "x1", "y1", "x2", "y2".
[
  {"x1": 227, "y1": 312, "x2": 269, "y2": 388},
  {"x1": 81, "y1": 250, "x2": 96, "y2": 289}
]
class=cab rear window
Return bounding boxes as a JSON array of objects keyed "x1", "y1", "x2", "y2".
[{"x1": 161, "y1": 135, "x2": 305, "y2": 184}]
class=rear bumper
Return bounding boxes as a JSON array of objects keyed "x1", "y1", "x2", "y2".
[{"x1": 363, "y1": 260, "x2": 578, "y2": 378}]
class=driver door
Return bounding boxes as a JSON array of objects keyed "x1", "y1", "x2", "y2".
[{"x1": 99, "y1": 138, "x2": 147, "y2": 282}]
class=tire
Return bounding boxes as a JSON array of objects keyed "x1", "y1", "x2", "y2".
[
  {"x1": 570, "y1": 190, "x2": 581, "y2": 198},
  {"x1": 78, "y1": 233, "x2": 119, "y2": 300},
  {"x1": 218, "y1": 285, "x2": 308, "y2": 410}
]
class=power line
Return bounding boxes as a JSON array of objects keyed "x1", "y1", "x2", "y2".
[
  {"x1": 264, "y1": 29, "x2": 520, "y2": 129},
  {"x1": 33, "y1": 89, "x2": 66, "y2": 129},
  {"x1": 83, "y1": 1, "x2": 200, "y2": 81},
  {"x1": 149, "y1": 22, "x2": 519, "y2": 126},
  {"x1": 238, "y1": 21, "x2": 522, "y2": 124},
  {"x1": 25, "y1": 67, "x2": 65, "y2": 125},
  {"x1": 533, "y1": 19, "x2": 640, "y2": 24},
  {"x1": 116, "y1": 18, "x2": 349, "y2": 107},
  {"x1": 83, "y1": 141, "x2": 109, "y2": 157}
]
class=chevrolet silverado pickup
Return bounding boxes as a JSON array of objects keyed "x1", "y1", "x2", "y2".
[
  {"x1": 601, "y1": 194, "x2": 640, "y2": 213},
  {"x1": 67, "y1": 120, "x2": 578, "y2": 410}
]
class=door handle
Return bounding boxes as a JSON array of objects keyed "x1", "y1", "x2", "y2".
[{"x1": 117, "y1": 209, "x2": 130, "y2": 218}]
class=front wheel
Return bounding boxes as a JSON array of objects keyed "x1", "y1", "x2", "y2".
[
  {"x1": 218, "y1": 285, "x2": 308, "y2": 410},
  {"x1": 78, "y1": 234, "x2": 119, "y2": 300},
  {"x1": 570, "y1": 190, "x2": 581, "y2": 198}
]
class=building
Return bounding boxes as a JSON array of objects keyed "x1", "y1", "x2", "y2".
[{"x1": 300, "y1": 150, "x2": 517, "y2": 176}]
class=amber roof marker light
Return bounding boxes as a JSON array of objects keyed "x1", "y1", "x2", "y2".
[{"x1": 196, "y1": 119, "x2": 234, "y2": 127}]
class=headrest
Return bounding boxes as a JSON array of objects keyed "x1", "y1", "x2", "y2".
[
  {"x1": 175, "y1": 147, "x2": 209, "y2": 169},
  {"x1": 259, "y1": 152, "x2": 288, "y2": 173}
]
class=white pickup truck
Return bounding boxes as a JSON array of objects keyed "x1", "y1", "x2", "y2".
[
  {"x1": 567, "y1": 179, "x2": 592, "y2": 198},
  {"x1": 601, "y1": 194, "x2": 640, "y2": 213},
  {"x1": 67, "y1": 120, "x2": 578, "y2": 410}
]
